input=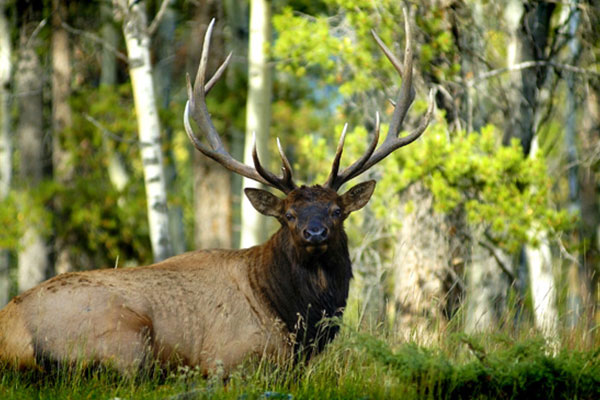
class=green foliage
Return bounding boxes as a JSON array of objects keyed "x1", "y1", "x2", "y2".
[
  {"x1": 0, "y1": 184, "x2": 55, "y2": 249},
  {"x1": 271, "y1": 0, "x2": 575, "y2": 255},
  {"x1": 356, "y1": 332, "x2": 600, "y2": 400},
  {"x1": 0, "y1": 328, "x2": 597, "y2": 399},
  {"x1": 0, "y1": 84, "x2": 157, "y2": 269},
  {"x1": 277, "y1": 98, "x2": 572, "y2": 255},
  {"x1": 272, "y1": 1, "x2": 461, "y2": 98},
  {"x1": 1, "y1": 80, "x2": 198, "y2": 270},
  {"x1": 53, "y1": 84, "x2": 155, "y2": 267},
  {"x1": 272, "y1": 1, "x2": 405, "y2": 96},
  {"x1": 415, "y1": 6, "x2": 461, "y2": 82},
  {"x1": 374, "y1": 122, "x2": 574, "y2": 253}
]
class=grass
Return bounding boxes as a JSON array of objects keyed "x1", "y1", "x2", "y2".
[{"x1": 1, "y1": 324, "x2": 598, "y2": 400}]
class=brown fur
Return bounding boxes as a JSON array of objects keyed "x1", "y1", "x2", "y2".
[{"x1": 0, "y1": 183, "x2": 375, "y2": 375}]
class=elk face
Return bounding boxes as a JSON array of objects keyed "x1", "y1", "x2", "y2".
[{"x1": 245, "y1": 181, "x2": 375, "y2": 255}]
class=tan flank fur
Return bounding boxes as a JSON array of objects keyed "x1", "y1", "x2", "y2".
[{"x1": 0, "y1": 10, "x2": 433, "y2": 375}]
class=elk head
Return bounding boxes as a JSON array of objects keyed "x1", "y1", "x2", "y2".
[
  {"x1": 244, "y1": 182, "x2": 375, "y2": 256},
  {"x1": 184, "y1": 12, "x2": 434, "y2": 255}
]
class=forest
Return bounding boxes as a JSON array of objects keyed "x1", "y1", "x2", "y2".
[{"x1": 0, "y1": 0, "x2": 599, "y2": 398}]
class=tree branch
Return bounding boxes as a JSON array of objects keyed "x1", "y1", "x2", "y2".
[
  {"x1": 459, "y1": 230, "x2": 516, "y2": 283},
  {"x1": 466, "y1": 60, "x2": 600, "y2": 86},
  {"x1": 477, "y1": 238, "x2": 516, "y2": 284},
  {"x1": 25, "y1": 18, "x2": 48, "y2": 49},
  {"x1": 147, "y1": 0, "x2": 171, "y2": 37},
  {"x1": 83, "y1": 113, "x2": 139, "y2": 144},
  {"x1": 61, "y1": 22, "x2": 129, "y2": 64}
]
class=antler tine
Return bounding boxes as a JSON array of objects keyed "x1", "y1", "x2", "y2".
[
  {"x1": 323, "y1": 6, "x2": 434, "y2": 191},
  {"x1": 383, "y1": 6, "x2": 416, "y2": 144},
  {"x1": 184, "y1": 74, "x2": 207, "y2": 153},
  {"x1": 277, "y1": 138, "x2": 297, "y2": 190},
  {"x1": 324, "y1": 123, "x2": 348, "y2": 188},
  {"x1": 250, "y1": 134, "x2": 291, "y2": 193},
  {"x1": 184, "y1": 18, "x2": 297, "y2": 193},
  {"x1": 189, "y1": 18, "x2": 223, "y2": 151},
  {"x1": 252, "y1": 132, "x2": 297, "y2": 194},
  {"x1": 325, "y1": 116, "x2": 381, "y2": 190},
  {"x1": 371, "y1": 30, "x2": 403, "y2": 78},
  {"x1": 205, "y1": 52, "x2": 232, "y2": 94},
  {"x1": 342, "y1": 111, "x2": 380, "y2": 182}
]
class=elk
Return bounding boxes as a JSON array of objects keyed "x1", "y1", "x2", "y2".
[{"x1": 0, "y1": 11, "x2": 432, "y2": 376}]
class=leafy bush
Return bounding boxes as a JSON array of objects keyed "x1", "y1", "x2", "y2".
[{"x1": 374, "y1": 122, "x2": 574, "y2": 253}]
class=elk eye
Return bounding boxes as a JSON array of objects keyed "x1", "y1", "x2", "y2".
[
  {"x1": 332, "y1": 208, "x2": 342, "y2": 218},
  {"x1": 285, "y1": 212, "x2": 295, "y2": 222}
]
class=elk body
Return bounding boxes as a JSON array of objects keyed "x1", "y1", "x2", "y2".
[{"x1": 0, "y1": 12, "x2": 432, "y2": 375}]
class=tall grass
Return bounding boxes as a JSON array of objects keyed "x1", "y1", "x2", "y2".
[{"x1": 1, "y1": 320, "x2": 598, "y2": 400}]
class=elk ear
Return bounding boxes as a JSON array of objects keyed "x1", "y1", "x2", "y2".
[
  {"x1": 244, "y1": 188, "x2": 284, "y2": 217},
  {"x1": 340, "y1": 180, "x2": 376, "y2": 214}
]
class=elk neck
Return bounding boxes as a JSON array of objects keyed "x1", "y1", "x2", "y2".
[{"x1": 247, "y1": 224, "x2": 353, "y2": 354}]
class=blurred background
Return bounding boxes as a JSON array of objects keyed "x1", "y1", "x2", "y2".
[{"x1": 0, "y1": 0, "x2": 598, "y2": 344}]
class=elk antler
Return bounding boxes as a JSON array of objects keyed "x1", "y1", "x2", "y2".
[
  {"x1": 324, "y1": 7, "x2": 435, "y2": 191},
  {"x1": 184, "y1": 19, "x2": 298, "y2": 194}
]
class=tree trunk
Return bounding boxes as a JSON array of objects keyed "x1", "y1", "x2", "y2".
[
  {"x1": 525, "y1": 233, "x2": 558, "y2": 338},
  {"x1": 579, "y1": 84, "x2": 600, "y2": 327},
  {"x1": 502, "y1": 0, "x2": 559, "y2": 335},
  {"x1": 223, "y1": 0, "x2": 248, "y2": 249},
  {"x1": 561, "y1": 1, "x2": 586, "y2": 332},
  {"x1": 240, "y1": 0, "x2": 272, "y2": 248},
  {"x1": 188, "y1": 1, "x2": 233, "y2": 250},
  {"x1": 101, "y1": 2, "x2": 118, "y2": 87},
  {"x1": 0, "y1": 0, "x2": 12, "y2": 305},
  {"x1": 116, "y1": 0, "x2": 173, "y2": 261},
  {"x1": 464, "y1": 234, "x2": 510, "y2": 333},
  {"x1": 153, "y1": 4, "x2": 186, "y2": 255},
  {"x1": 100, "y1": 2, "x2": 130, "y2": 193},
  {"x1": 502, "y1": 1, "x2": 555, "y2": 154},
  {"x1": 576, "y1": 0, "x2": 600, "y2": 328},
  {"x1": 16, "y1": 27, "x2": 49, "y2": 292},
  {"x1": 51, "y1": 0, "x2": 74, "y2": 274},
  {"x1": 193, "y1": 152, "x2": 232, "y2": 249},
  {"x1": 392, "y1": 183, "x2": 466, "y2": 341}
]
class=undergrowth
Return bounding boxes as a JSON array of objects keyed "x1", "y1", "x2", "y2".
[{"x1": 0, "y1": 327, "x2": 598, "y2": 399}]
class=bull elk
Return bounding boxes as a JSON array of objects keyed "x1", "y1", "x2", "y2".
[{"x1": 0, "y1": 10, "x2": 432, "y2": 375}]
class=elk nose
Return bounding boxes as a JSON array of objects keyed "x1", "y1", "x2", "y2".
[{"x1": 303, "y1": 226, "x2": 328, "y2": 243}]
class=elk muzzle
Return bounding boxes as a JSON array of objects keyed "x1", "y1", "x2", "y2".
[
  {"x1": 303, "y1": 223, "x2": 329, "y2": 244},
  {"x1": 300, "y1": 218, "x2": 330, "y2": 255}
]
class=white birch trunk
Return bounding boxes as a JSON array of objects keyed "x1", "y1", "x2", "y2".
[
  {"x1": 526, "y1": 119, "x2": 558, "y2": 341},
  {"x1": 240, "y1": 0, "x2": 272, "y2": 248},
  {"x1": 117, "y1": 0, "x2": 173, "y2": 261},
  {"x1": 0, "y1": 0, "x2": 10, "y2": 201},
  {"x1": 0, "y1": 0, "x2": 12, "y2": 305},
  {"x1": 522, "y1": 3, "x2": 573, "y2": 339},
  {"x1": 52, "y1": 0, "x2": 74, "y2": 274},
  {"x1": 16, "y1": 31, "x2": 49, "y2": 292},
  {"x1": 525, "y1": 234, "x2": 558, "y2": 338}
]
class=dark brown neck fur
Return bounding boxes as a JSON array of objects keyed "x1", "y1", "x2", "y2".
[{"x1": 248, "y1": 226, "x2": 352, "y2": 357}]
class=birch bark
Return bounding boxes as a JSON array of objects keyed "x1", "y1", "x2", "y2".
[
  {"x1": 16, "y1": 26, "x2": 49, "y2": 292},
  {"x1": 51, "y1": 0, "x2": 74, "y2": 274},
  {"x1": 240, "y1": 0, "x2": 272, "y2": 248},
  {"x1": 116, "y1": 0, "x2": 173, "y2": 261},
  {"x1": 0, "y1": 0, "x2": 11, "y2": 305}
]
